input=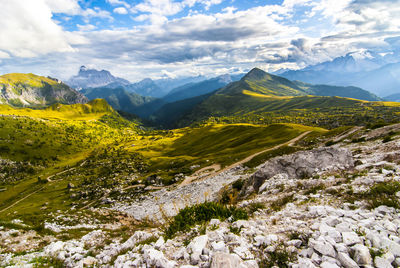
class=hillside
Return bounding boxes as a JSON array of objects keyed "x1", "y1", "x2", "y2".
[
  {"x1": 0, "y1": 73, "x2": 87, "y2": 107},
  {"x1": 152, "y1": 68, "x2": 388, "y2": 128},
  {"x1": 81, "y1": 86, "x2": 165, "y2": 117},
  {"x1": 163, "y1": 74, "x2": 243, "y2": 103}
]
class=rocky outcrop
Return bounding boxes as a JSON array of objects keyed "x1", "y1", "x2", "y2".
[
  {"x1": 241, "y1": 147, "x2": 354, "y2": 196},
  {"x1": 112, "y1": 167, "x2": 247, "y2": 223},
  {"x1": 0, "y1": 73, "x2": 87, "y2": 107}
]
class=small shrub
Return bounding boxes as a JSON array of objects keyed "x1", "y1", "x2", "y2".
[
  {"x1": 364, "y1": 181, "x2": 400, "y2": 209},
  {"x1": 136, "y1": 236, "x2": 158, "y2": 246},
  {"x1": 304, "y1": 184, "x2": 325, "y2": 195},
  {"x1": 351, "y1": 137, "x2": 366, "y2": 143},
  {"x1": 164, "y1": 202, "x2": 248, "y2": 239},
  {"x1": 259, "y1": 245, "x2": 296, "y2": 268},
  {"x1": 383, "y1": 135, "x2": 392, "y2": 143},
  {"x1": 369, "y1": 248, "x2": 385, "y2": 259},
  {"x1": 247, "y1": 202, "x2": 266, "y2": 214},
  {"x1": 232, "y1": 179, "x2": 244, "y2": 191},
  {"x1": 270, "y1": 194, "x2": 294, "y2": 211},
  {"x1": 325, "y1": 140, "x2": 336, "y2": 146},
  {"x1": 229, "y1": 225, "x2": 242, "y2": 235}
]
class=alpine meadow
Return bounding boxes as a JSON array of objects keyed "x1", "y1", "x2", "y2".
[{"x1": 1, "y1": 1, "x2": 400, "y2": 267}]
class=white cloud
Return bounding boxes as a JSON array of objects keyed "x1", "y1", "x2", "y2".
[
  {"x1": 113, "y1": 7, "x2": 128, "y2": 14},
  {"x1": 77, "y1": 24, "x2": 96, "y2": 31},
  {"x1": 107, "y1": 0, "x2": 130, "y2": 8},
  {"x1": 0, "y1": 0, "x2": 73, "y2": 57},
  {"x1": 43, "y1": 0, "x2": 81, "y2": 15}
]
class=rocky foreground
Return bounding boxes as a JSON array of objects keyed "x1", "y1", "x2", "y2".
[{"x1": 1, "y1": 124, "x2": 400, "y2": 267}]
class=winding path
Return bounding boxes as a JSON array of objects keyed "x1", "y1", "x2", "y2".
[{"x1": 180, "y1": 131, "x2": 311, "y2": 186}]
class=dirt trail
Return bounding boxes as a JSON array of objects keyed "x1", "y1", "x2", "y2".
[
  {"x1": 180, "y1": 131, "x2": 311, "y2": 186},
  {"x1": 180, "y1": 164, "x2": 221, "y2": 186},
  {"x1": 333, "y1": 126, "x2": 363, "y2": 142},
  {"x1": 0, "y1": 186, "x2": 44, "y2": 213}
]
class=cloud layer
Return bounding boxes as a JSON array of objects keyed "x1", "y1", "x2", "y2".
[{"x1": 0, "y1": 0, "x2": 399, "y2": 81}]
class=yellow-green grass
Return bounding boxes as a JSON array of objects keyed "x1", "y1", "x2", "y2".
[
  {"x1": 0, "y1": 73, "x2": 59, "y2": 88},
  {"x1": 0, "y1": 99, "x2": 114, "y2": 121},
  {"x1": 132, "y1": 123, "x2": 326, "y2": 177}
]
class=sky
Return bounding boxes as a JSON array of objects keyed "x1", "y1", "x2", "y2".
[{"x1": 0, "y1": 0, "x2": 399, "y2": 82}]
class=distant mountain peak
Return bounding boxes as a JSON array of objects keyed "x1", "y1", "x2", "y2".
[{"x1": 67, "y1": 66, "x2": 130, "y2": 89}]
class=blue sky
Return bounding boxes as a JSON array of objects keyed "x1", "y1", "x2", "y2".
[{"x1": 0, "y1": 0, "x2": 399, "y2": 81}]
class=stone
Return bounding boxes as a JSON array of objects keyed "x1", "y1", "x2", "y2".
[
  {"x1": 210, "y1": 219, "x2": 221, "y2": 226},
  {"x1": 334, "y1": 243, "x2": 348, "y2": 253},
  {"x1": 233, "y1": 246, "x2": 254, "y2": 260},
  {"x1": 380, "y1": 237, "x2": 400, "y2": 257},
  {"x1": 241, "y1": 147, "x2": 354, "y2": 195},
  {"x1": 143, "y1": 248, "x2": 176, "y2": 268},
  {"x1": 328, "y1": 230, "x2": 343, "y2": 243},
  {"x1": 287, "y1": 239, "x2": 302, "y2": 248},
  {"x1": 294, "y1": 257, "x2": 317, "y2": 268},
  {"x1": 82, "y1": 256, "x2": 97, "y2": 266},
  {"x1": 188, "y1": 235, "x2": 208, "y2": 265},
  {"x1": 211, "y1": 241, "x2": 228, "y2": 253},
  {"x1": 337, "y1": 252, "x2": 359, "y2": 268},
  {"x1": 342, "y1": 232, "x2": 362, "y2": 246},
  {"x1": 374, "y1": 257, "x2": 393, "y2": 268},
  {"x1": 351, "y1": 244, "x2": 372, "y2": 266},
  {"x1": 254, "y1": 235, "x2": 278, "y2": 247},
  {"x1": 154, "y1": 236, "x2": 165, "y2": 249},
  {"x1": 244, "y1": 260, "x2": 259, "y2": 268},
  {"x1": 320, "y1": 261, "x2": 340, "y2": 268},
  {"x1": 309, "y1": 239, "x2": 337, "y2": 258},
  {"x1": 210, "y1": 252, "x2": 247, "y2": 268}
]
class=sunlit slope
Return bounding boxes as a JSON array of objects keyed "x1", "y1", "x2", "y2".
[
  {"x1": 0, "y1": 73, "x2": 87, "y2": 107},
  {"x1": 0, "y1": 98, "x2": 114, "y2": 120},
  {"x1": 175, "y1": 69, "x2": 400, "y2": 128},
  {"x1": 133, "y1": 123, "x2": 325, "y2": 176}
]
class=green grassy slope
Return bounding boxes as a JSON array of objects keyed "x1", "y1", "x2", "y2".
[
  {"x1": 170, "y1": 68, "x2": 400, "y2": 128},
  {"x1": 0, "y1": 73, "x2": 87, "y2": 107}
]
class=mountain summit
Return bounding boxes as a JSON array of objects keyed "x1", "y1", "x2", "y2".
[{"x1": 67, "y1": 66, "x2": 130, "y2": 89}]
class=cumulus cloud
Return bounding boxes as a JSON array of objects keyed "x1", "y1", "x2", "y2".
[
  {"x1": 1, "y1": 0, "x2": 400, "y2": 81},
  {"x1": 0, "y1": 0, "x2": 74, "y2": 57},
  {"x1": 113, "y1": 7, "x2": 128, "y2": 14}
]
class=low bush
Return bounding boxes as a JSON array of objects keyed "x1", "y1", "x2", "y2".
[{"x1": 164, "y1": 202, "x2": 248, "y2": 238}]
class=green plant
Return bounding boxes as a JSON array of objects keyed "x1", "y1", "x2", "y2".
[
  {"x1": 136, "y1": 236, "x2": 158, "y2": 246},
  {"x1": 365, "y1": 181, "x2": 400, "y2": 209},
  {"x1": 247, "y1": 202, "x2": 266, "y2": 214},
  {"x1": 229, "y1": 225, "x2": 243, "y2": 235},
  {"x1": 259, "y1": 245, "x2": 296, "y2": 268},
  {"x1": 304, "y1": 184, "x2": 325, "y2": 195},
  {"x1": 270, "y1": 194, "x2": 294, "y2": 211},
  {"x1": 164, "y1": 202, "x2": 248, "y2": 239},
  {"x1": 369, "y1": 248, "x2": 385, "y2": 259},
  {"x1": 232, "y1": 179, "x2": 244, "y2": 191}
]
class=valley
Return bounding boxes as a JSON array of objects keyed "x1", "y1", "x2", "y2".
[{"x1": 1, "y1": 69, "x2": 400, "y2": 268}]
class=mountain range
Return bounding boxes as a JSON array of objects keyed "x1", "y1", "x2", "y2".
[
  {"x1": 279, "y1": 52, "x2": 400, "y2": 97},
  {"x1": 66, "y1": 66, "x2": 208, "y2": 98}
]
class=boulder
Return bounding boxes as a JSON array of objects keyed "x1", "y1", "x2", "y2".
[
  {"x1": 342, "y1": 232, "x2": 362, "y2": 246},
  {"x1": 241, "y1": 147, "x2": 353, "y2": 196},
  {"x1": 210, "y1": 252, "x2": 247, "y2": 268},
  {"x1": 351, "y1": 244, "x2": 372, "y2": 266},
  {"x1": 337, "y1": 252, "x2": 359, "y2": 268}
]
